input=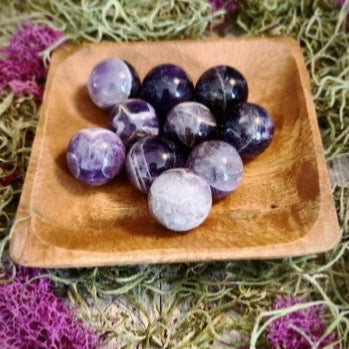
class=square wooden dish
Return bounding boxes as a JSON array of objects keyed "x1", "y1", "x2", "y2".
[{"x1": 10, "y1": 38, "x2": 341, "y2": 268}]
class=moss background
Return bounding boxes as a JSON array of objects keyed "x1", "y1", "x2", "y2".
[{"x1": 0, "y1": 0, "x2": 348, "y2": 347}]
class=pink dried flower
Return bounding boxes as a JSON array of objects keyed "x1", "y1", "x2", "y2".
[
  {"x1": 209, "y1": 0, "x2": 239, "y2": 15},
  {"x1": 208, "y1": 0, "x2": 240, "y2": 32},
  {"x1": 267, "y1": 296, "x2": 337, "y2": 349},
  {"x1": 0, "y1": 267, "x2": 101, "y2": 349},
  {"x1": 0, "y1": 23, "x2": 63, "y2": 100}
]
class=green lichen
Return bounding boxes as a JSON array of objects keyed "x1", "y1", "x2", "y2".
[
  {"x1": 0, "y1": 0, "x2": 348, "y2": 348},
  {"x1": 0, "y1": 0, "x2": 222, "y2": 44}
]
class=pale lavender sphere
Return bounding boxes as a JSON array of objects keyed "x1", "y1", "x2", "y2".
[
  {"x1": 148, "y1": 168, "x2": 212, "y2": 232},
  {"x1": 164, "y1": 102, "x2": 217, "y2": 148},
  {"x1": 110, "y1": 99, "x2": 159, "y2": 147},
  {"x1": 187, "y1": 141, "x2": 243, "y2": 200},
  {"x1": 125, "y1": 136, "x2": 184, "y2": 194},
  {"x1": 66, "y1": 127, "x2": 125, "y2": 186},
  {"x1": 87, "y1": 58, "x2": 137, "y2": 109}
]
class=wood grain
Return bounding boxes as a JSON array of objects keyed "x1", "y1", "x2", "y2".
[{"x1": 9, "y1": 37, "x2": 341, "y2": 268}]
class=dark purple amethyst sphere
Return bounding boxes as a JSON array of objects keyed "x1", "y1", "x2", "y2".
[
  {"x1": 110, "y1": 99, "x2": 159, "y2": 147},
  {"x1": 195, "y1": 65, "x2": 248, "y2": 120},
  {"x1": 140, "y1": 64, "x2": 194, "y2": 119},
  {"x1": 164, "y1": 102, "x2": 217, "y2": 148},
  {"x1": 66, "y1": 127, "x2": 126, "y2": 186},
  {"x1": 219, "y1": 103, "x2": 274, "y2": 159},
  {"x1": 125, "y1": 136, "x2": 184, "y2": 193}
]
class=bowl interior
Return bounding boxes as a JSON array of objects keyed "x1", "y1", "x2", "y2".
[{"x1": 30, "y1": 39, "x2": 320, "y2": 253}]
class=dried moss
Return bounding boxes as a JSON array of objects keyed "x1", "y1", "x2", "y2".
[{"x1": 0, "y1": 0, "x2": 349, "y2": 348}]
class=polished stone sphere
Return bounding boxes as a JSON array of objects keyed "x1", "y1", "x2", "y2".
[
  {"x1": 219, "y1": 102, "x2": 274, "y2": 159},
  {"x1": 148, "y1": 168, "x2": 212, "y2": 231},
  {"x1": 140, "y1": 64, "x2": 194, "y2": 119},
  {"x1": 195, "y1": 65, "x2": 248, "y2": 120},
  {"x1": 164, "y1": 102, "x2": 217, "y2": 148},
  {"x1": 110, "y1": 99, "x2": 159, "y2": 147},
  {"x1": 66, "y1": 127, "x2": 125, "y2": 185},
  {"x1": 123, "y1": 60, "x2": 141, "y2": 98},
  {"x1": 187, "y1": 141, "x2": 243, "y2": 200},
  {"x1": 87, "y1": 58, "x2": 140, "y2": 109},
  {"x1": 125, "y1": 136, "x2": 184, "y2": 193}
]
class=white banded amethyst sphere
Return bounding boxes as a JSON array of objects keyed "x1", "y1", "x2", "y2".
[
  {"x1": 66, "y1": 127, "x2": 125, "y2": 186},
  {"x1": 187, "y1": 141, "x2": 243, "y2": 200},
  {"x1": 87, "y1": 58, "x2": 140, "y2": 109},
  {"x1": 110, "y1": 99, "x2": 159, "y2": 147},
  {"x1": 148, "y1": 168, "x2": 212, "y2": 232},
  {"x1": 164, "y1": 102, "x2": 217, "y2": 148}
]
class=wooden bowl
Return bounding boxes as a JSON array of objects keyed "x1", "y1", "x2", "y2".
[{"x1": 10, "y1": 38, "x2": 341, "y2": 268}]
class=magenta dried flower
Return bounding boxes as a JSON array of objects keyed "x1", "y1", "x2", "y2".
[
  {"x1": 208, "y1": 0, "x2": 240, "y2": 32},
  {"x1": 209, "y1": 0, "x2": 239, "y2": 15},
  {"x1": 0, "y1": 267, "x2": 101, "y2": 349},
  {"x1": 0, "y1": 22, "x2": 63, "y2": 99},
  {"x1": 267, "y1": 296, "x2": 337, "y2": 349}
]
